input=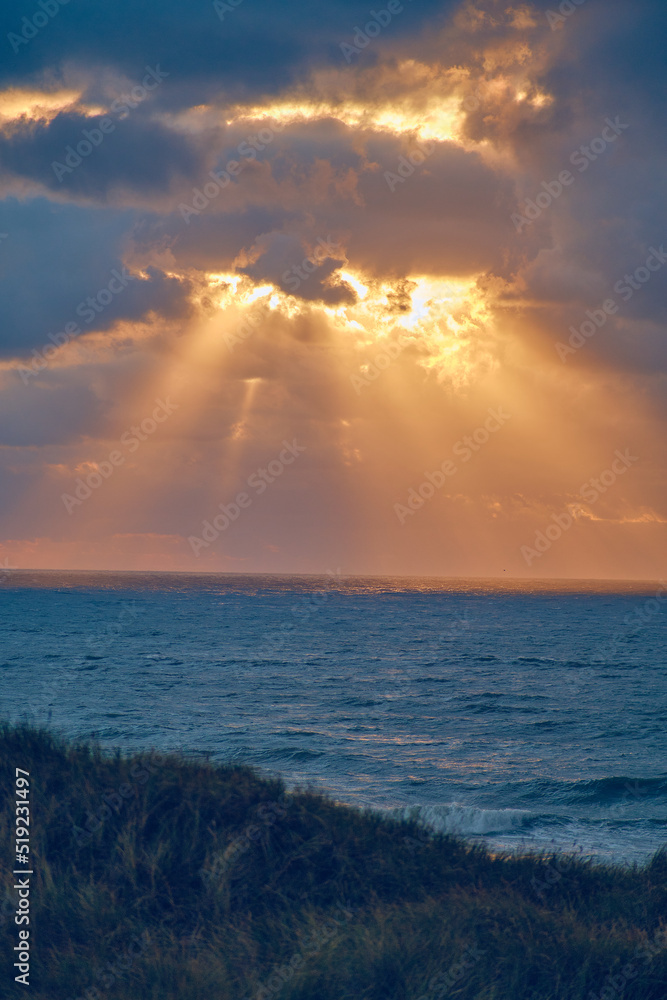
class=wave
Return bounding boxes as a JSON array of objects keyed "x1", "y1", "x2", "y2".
[
  {"x1": 566, "y1": 776, "x2": 667, "y2": 805},
  {"x1": 388, "y1": 802, "x2": 542, "y2": 837},
  {"x1": 260, "y1": 747, "x2": 326, "y2": 762}
]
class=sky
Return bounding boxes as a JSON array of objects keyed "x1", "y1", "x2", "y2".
[{"x1": 0, "y1": 0, "x2": 665, "y2": 579}]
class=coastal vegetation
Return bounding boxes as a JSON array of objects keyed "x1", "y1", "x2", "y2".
[{"x1": 1, "y1": 724, "x2": 665, "y2": 999}]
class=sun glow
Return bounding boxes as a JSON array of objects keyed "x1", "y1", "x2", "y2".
[
  {"x1": 198, "y1": 267, "x2": 496, "y2": 387},
  {"x1": 223, "y1": 95, "x2": 465, "y2": 145},
  {"x1": 159, "y1": 57, "x2": 553, "y2": 161},
  {"x1": 0, "y1": 88, "x2": 81, "y2": 124}
]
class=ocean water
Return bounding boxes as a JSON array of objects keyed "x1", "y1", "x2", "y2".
[{"x1": 1, "y1": 571, "x2": 666, "y2": 864}]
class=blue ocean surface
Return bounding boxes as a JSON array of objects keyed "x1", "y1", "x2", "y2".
[{"x1": 1, "y1": 572, "x2": 666, "y2": 864}]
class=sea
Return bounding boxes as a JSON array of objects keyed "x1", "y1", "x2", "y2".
[{"x1": 1, "y1": 571, "x2": 666, "y2": 865}]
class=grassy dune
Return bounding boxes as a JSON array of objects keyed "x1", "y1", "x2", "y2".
[{"x1": 1, "y1": 724, "x2": 666, "y2": 999}]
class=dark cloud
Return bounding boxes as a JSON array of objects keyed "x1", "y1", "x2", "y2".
[
  {"x1": 0, "y1": 109, "x2": 203, "y2": 199},
  {"x1": 122, "y1": 125, "x2": 518, "y2": 281},
  {"x1": 0, "y1": 0, "x2": 455, "y2": 103},
  {"x1": 0, "y1": 199, "x2": 193, "y2": 357},
  {"x1": 237, "y1": 231, "x2": 354, "y2": 304},
  {"x1": 438, "y1": 0, "x2": 667, "y2": 381},
  {"x1": 0, "y1": 378, "x2": 105, "y2": 446}
]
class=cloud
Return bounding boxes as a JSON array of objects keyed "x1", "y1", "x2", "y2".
[
  {"x1": 0, "y1": 0, "x2": 455, "y2": 100},
  {"x1": 0, "y1": 378, "x2": 105, "y2": 446},
  {"x1": 0, "y1": 109, "x2": 202, "y2": 200},
  {"x1": 0, "y1": 0, "x2": 665, "y2": 576},
  {"x1": 237, "y1": 231, "x2": 354, "y2": 304},
  {"x1": 0, "y1": 199, "x2": 193, "y2": 357}
]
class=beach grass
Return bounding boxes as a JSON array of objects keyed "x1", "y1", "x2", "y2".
[{"x1": 1, "y1": 723, "x2": 666, "y2": 999}]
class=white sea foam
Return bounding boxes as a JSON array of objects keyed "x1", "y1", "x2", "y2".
[{"x1": 389, "y1": 803, "x2": 537, "y2": 836}]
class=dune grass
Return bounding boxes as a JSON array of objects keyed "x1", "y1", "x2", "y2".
[{"x1": 1, "y1": 723, "x2": 666, "y2": 999}]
